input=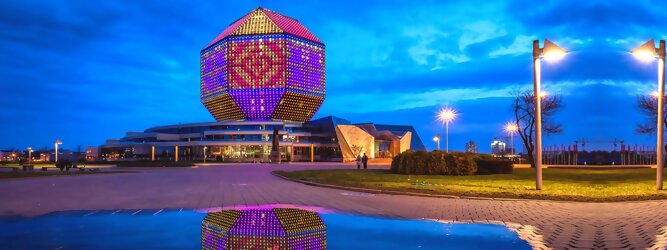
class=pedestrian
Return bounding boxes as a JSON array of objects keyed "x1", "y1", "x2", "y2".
[
  {"x1": 356, "y1": 154, "x2": 362, "y2": 169},
  {"x1": 362, "y1": 153, "x2": 368, "y2": 169}
]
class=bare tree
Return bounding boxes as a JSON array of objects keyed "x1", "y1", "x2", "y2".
[
  {"x1": 512, "y1": 90, "x2": 563, "y2": 168},
  {"x1": 636, "y1": 95, "x2": 667, "y2": 134}
]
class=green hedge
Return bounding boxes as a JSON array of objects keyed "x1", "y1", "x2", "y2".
[
  {"x1": 390, "y1": 151, "x2": 511, "y2": 176},
  {"x1": 475, "y1": 160, "x2": 514, "y2": 175}
]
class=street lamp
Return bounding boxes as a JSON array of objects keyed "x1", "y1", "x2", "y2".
[
  {"x1": 633, "y1": 39, "x2": 666, "y2": 190},
  {"x1": 433, "y1": 135, "x2": 441, "y2": 151},
  {"x1": 437, "y1": 107, "x2": 457, "y2": 153},
  {"x1": 27, "y1": 147, "x2": 33, "y2": 165},
  {"x1": 203, "y1": 146, "x2": 208, "y2": 163},
  {"x1": 504, "y1": 122, "x2": 518, "y2": 155},
  {"x1": 54, "y1": 139, "x2": 62, "y2": 163},
  {"x1": 533, "y1": 39, "x2": 568, "y2": 190}
]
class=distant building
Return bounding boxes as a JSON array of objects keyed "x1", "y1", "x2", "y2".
[
  {"x1": 491, "y1": 138, "x2": 506, "y2": 155},
  {"x1": 465, "y1": 141, "x2": 478, "y2": 153},
  {"x1": 0, "y1": 150, "x2": 20, "y2": 161},
  {"x1": 86, "y1": 147, "x2": 100, "y2": 161}
]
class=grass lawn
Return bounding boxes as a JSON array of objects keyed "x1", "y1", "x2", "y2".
[
  {"x1": 274, "y1": 168, "x2": 667, "y2": 202},
  {"x1": 0, "y1": 171, "x2": 133, "y2": 180}
]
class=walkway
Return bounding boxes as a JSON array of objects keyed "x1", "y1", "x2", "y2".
[{"x1": 1, "y1": 163, "x2": 666, "y2": 249}]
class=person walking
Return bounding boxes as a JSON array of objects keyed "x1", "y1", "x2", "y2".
[
  {"x1": 362, "y1": 153, "x2": 368, "y2": 169},
  {"x1": 356, "y1": 154, "x2": 362, "y2": 169}
]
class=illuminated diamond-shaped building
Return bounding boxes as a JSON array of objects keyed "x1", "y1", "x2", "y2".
[
  {"x1": 200, "y1": 7, "x2": 325, "y2": 122},
  {"x1": 201, "y1": 208, "x2": 326, "y2": 250},
  {"x1": 94, "y1": 7, "x2": 426, "y2": 163}
]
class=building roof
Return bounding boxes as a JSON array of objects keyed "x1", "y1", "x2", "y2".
[
  {"x1": 204, "y1": 7, "x2": 322, "y2": 50},
  {"x1": 373, "y1": 124, "x2": 427, "y2": 151}
]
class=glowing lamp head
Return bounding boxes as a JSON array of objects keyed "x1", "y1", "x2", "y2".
[
  {"x1": 437, "y1": 108, "x2": 457, "y2": 123},
  {"x1": 541, "y1": 39, "x2": 568, "y2": 62},
  {"x1": 55, "y1": 139, "x2": 62, "y2": 145},
  {"x1": 504, "y1": 123, "x2": 518, "y2": 133},
  {"x1": 632, "y1": 39, "x2": 658, "y2": 62},
  {"x1": 433, "y1": 135, "x2": 440, "y2": 141}
]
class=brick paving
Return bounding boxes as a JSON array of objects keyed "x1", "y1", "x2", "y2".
[{"x1": 2, "y1": 163, "x2": 667, "y2": 249}]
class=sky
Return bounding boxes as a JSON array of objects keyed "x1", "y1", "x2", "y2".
[{"x1": 1, "y1": 0, "x2": 667, "y2": 152}]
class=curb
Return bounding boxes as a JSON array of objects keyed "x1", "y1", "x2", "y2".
[{"x1": 270, "y1": 171, "x2": 667, "y2": 203}]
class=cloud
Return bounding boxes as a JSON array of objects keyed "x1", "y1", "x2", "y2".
[
  {"x1": 0, "y1": 0, "x2": 664, "y2": 151},
  {"x1": 458, "y1": 21, "x2": 508, "y2": 51},
  {"x1": 489, "y1": 35, "x2": 536, "y2": 57}
]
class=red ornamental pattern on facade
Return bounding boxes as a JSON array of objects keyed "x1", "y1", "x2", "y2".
[{"x1": 228, "y1": 38, "x2": 286, "y2": 89}]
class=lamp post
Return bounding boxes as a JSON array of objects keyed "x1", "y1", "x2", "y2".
[
  {"x1": 203, "y1": 146, "x2": 207, "y2": 164},
  {"x1": 504, "y1": 123, "x2": 518, "y2": 155},
  {"x1": 433, "y1": 135, "x2": 441, "y2": 151},
  {"x1": 27, "y1": 147, "x2": 33, "y2": 165},
  {"x1": 54, "y1": 139, "x2": 62, "y2": 163},
  {"x1": 437, "y1": 108, "x2": 457, "y2": 153},
  {"x1": 533, "y1": 39, "x2": 567, "y2": 190},
  {"x1": 633, "y1": 39, "x2": 666, "y2": 190}
]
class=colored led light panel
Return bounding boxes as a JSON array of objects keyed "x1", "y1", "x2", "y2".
[
  {"x1": 200, "y1": 8, "x2": 325, "y2": 122},
  {"x1": 201, "y1": 208, "x2": 326, "y2": 250}
]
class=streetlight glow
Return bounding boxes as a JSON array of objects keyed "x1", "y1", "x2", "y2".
[
  {"x1": 632, "y1": 39, "x2": 666, "y2": 190},
  {"x1": 533, "y1": 39, "x2": 568, "y2": 190},
  {"x1": 540, "y1": 39, "x2": 568, "y2": 62},
  {"x1": 504, "y1": 122, "x2": 518, "y2": 156},
  {"x1": 504, "y1": 122, "x2": 518, "y2": 133},
  {"x1": 437, "y1": 108, "x2": 457, "y2": 123},
  {"x1": 436, "y1": 107, "x2": 457, "y2": 153},
  {"x1": 633, "y1": 39, "x2": 659, "y2": 62},
  {"x1": 54, "y1": 139, "x2": 62, "y2": 163},
  {"x1": 27, "y1": 147, "x2": 33, "y2": 165},
  {"x1": 432, "y1": 134, "x2": 441, "y2": 151}
]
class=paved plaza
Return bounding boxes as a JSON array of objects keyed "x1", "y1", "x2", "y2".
[{"x1": 2, "y1": 163, "x2": 667, "y2": 249}]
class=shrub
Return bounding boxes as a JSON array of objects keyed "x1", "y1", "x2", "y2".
[
  {"x1": 390, "y1": 153, "x2": 401, "y2": 173},
  {"x1": 398, "y1": 151, "x2": 412, "y2": 174},
  {"x1": 475, "y1": 160, "x2": 513, "y2": 175},
  {"x1": 413, "y1": 150, "x2": 429, "y2": 175},
  {"x1": 55, "y1": 159, "x2": 72, "y2": 171},
  {"x1": 449, "y1": 155, "x2": 477, "y2": 175},
  {"x1": 428, "y1": 151, "x2": 445, "y2": 175},
  {"x1": 390, "y1": 151, "x2": 503, "y2": 176}
]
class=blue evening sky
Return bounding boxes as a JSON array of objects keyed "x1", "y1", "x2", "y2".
[{"x1": 1, "y1": 0, "x2": 666, "y2": 152}]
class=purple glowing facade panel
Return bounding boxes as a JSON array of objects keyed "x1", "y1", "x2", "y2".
[
  {"x1": 201, "y1": 42, "x2": 229, "y2": 101},
  {"x1": 229, "y1": 209, "x2": 285, "y2": 235},
  {"x1": 229, "y1": 88, "x2": 285, "y2": 120},
  {"x1": 286, "y1": 38, "x2": 326, "y2": 96},
  {"x1": 201, "y1": 208, "x2": 326, "y2": 250}
]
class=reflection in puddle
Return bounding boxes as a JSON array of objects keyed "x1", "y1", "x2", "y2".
[
  {"x1": 202, "y1": 208, "x2": 326, "y2": 249},
  {"x1": 0, "y1": 206, "x2": 533, "y2": 249}
]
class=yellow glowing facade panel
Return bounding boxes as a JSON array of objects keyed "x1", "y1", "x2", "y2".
[
  {"x1": 231, "y1": 10, "x2": 283, "y2": 36},
  {"x1": 203, "y1": 94, "x2": 246, "y2": 121},
  {"x1": 335, "y1": 125, "x2": 375, "y2": 161},
  {"x1": 399, "y1": 131, "x2": 412, "y2": 153},
  {"x1": 271, "y1": 92, "x2": 324, "y2": 122}
]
